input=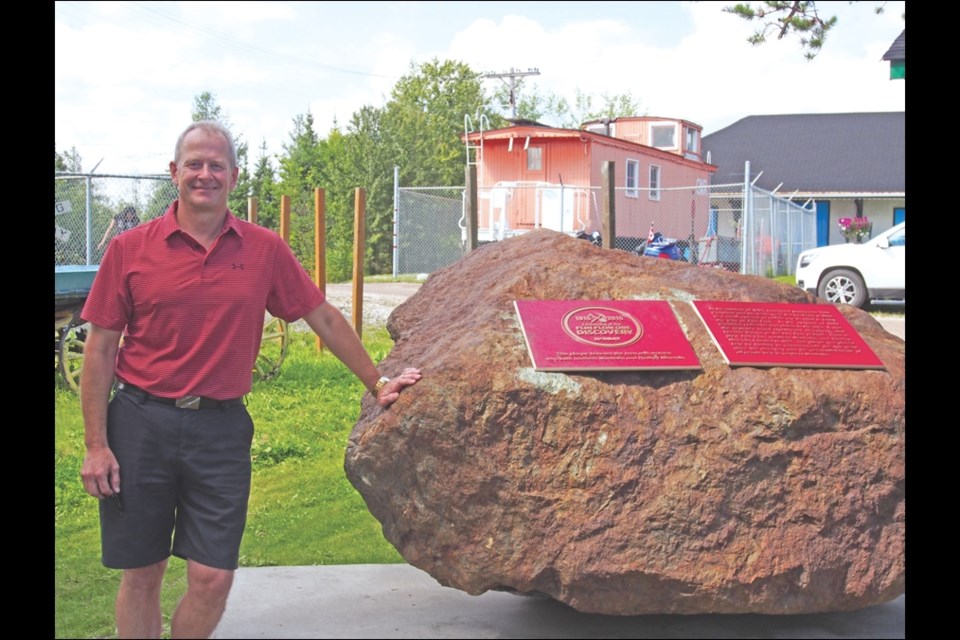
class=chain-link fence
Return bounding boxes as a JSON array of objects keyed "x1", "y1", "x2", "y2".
[
  {"x1": 395, "y1": 187, "x2": 469, "y2": 275},
  {"x1": 395, "y1": 178, "x2": 816, "y2": 278},
  {"x1": 57, "y1": 171, "x2": 814, "y2": 280},
  {"x1": 55, "y1": 173, "x2": 178, "y2": 267},
  {"x1": 740, "y1": 183, "x2": 818, "y2": 279}
]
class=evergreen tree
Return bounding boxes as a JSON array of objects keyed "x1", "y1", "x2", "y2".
[
  {"x1": 276, "y1": 112, "x2": 325, "y2": 274},
  {"x1": 190, "y1": 91, "x2": 251, "y2": 217},
  {"x1": 720, "y1": 1, "x2": 901, "y2": 59},
  {"x1": 250, "y1": 140, "x2": 279, "y2": 229},
  {"x1": 343, "y1": 105, "x2": 395, "y2": 276},
  {"x1": 317, "y1": 124, "x2": 357, "y2": 282}
]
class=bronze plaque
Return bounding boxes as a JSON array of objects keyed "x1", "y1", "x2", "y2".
[
  {"x1": 692, "y1": 300, "x2": 884, "y2": 369},
  {"x1": 515, "y1": 300, "x2": 701, "y2": 371}
]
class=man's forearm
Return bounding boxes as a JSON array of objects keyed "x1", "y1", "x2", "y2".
[
  {"x1": 80, "y1": 326, "x2": 122, "y2": 450},
  {"x1": 302, "y1": 303, "x2": 382, "y2": 392},
  {"x1": 79, "y1": 324, "x2": 123, "y2": 498}
]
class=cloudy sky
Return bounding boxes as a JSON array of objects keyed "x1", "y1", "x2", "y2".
[{"x1": 55, "y1": 1, "x2": 905, "y2": 175}]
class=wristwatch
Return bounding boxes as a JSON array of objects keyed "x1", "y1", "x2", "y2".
[{"x1": 373, "y1": 375, "x2": 390, "y2": 395}]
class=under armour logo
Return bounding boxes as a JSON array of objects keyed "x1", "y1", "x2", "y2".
[{"x1": 232, "y1": 263, "x2": 245, "y2": 270}]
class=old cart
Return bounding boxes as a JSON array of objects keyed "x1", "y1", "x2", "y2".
[
  {"x1": 55, "y1": 265, "x2": 99, "y2": 392},
  {"x1": 54, "y1": 265, "x2": 289, "y2": 392}
]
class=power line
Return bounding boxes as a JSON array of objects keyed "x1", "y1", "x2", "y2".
[{"x1": 129, "y1": 1, "x2": 397, "y2": 79}]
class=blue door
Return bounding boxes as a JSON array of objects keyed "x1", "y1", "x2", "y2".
[
  {"x1": 894, "y1": 207, "x2": 905, "y2": 224},
  {"x1": 816, "y1": 201, "x2": 830, "y2": 247}
]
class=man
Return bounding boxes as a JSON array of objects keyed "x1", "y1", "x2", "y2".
[
  {"x1": 96, "y1": 205, "x2": 141, "y2": 251},
  {"x1": 79, "y1": 120, "x2": 421, "y2": 639}
]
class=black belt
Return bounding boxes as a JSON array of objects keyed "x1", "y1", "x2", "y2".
[{"x1": 116, "y1": 382, "x2": 244, "y2": 410}]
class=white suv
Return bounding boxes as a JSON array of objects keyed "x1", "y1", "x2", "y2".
[{"x1": 795, "y1": 222, "x2": 905, "y2": 308}]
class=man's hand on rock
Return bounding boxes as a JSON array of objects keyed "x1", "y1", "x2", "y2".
[{"x1": 377, "y1": 367, "x2": 423, "y2": 407}]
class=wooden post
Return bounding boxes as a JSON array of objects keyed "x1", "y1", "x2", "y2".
[
  {"x1": 465, "y1": 164, "x2": 478, "y2": 251},
  {"x1": 352, "y1": 188, "x2": 366, "y2": 338},
  {"x1": 601, "y1": 161, "x2": 616, "y2": 249},
  {"x1": 280, "y1": 195, "x2": 291, "y2": 245},
  {"x1": 315, "y1": 188, "x2": 326, "y2": 352},
  {"x1": 247, "y1": 196, "x2": 258, "y2": 224}
]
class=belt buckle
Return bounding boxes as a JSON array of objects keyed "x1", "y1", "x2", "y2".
[{"x1": 175, "y1": 395, "x2": 202, "y2": 410}]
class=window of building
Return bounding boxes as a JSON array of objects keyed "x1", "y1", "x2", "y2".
[
  {"x1": 526, "y1": 147, "x2": 542, "y2": 171},
  {"x1": 685, "y1": 127, "x2": 699, "y2": 154},
  {"x1": 649, "y1": 165, "x2": 661, "y2": 201},
  {"x1": 650, "y1": 124, "x2": 676, "y2": 150},
  {"x1": 626, "y1": 159, "x2": 639, "y2": 198}
]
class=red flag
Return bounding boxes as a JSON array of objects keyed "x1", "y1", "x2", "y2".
[{"x1": 647, "y1": 223, "x2": 655, "y2": 242}]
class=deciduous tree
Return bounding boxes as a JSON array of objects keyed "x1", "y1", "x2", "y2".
[
  {"x1": 383, "y1": 58, "x2": 493, "y2": 188},
  {"x1": 55, "y1": 146, "x2": 83, "y2": 172},
  {"x1": 494, "y1": 84, "x2": 644, "y2": 129}
]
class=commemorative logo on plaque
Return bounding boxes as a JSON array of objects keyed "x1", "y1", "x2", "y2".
[
  {"x1": 514, "y1": 300, "x2": 701, "y2": 372},
  {"x1": 560, "y1": 305, "x2": 643, "y2": 348}
]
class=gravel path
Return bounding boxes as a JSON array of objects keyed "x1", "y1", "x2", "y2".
[{"x1": 289, "y1": 282, "x2": 421, "y2": 330}]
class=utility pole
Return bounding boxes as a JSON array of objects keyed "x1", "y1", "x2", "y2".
[{"x1": 482, "y1": 67, "x2": 540, "y2": 119}]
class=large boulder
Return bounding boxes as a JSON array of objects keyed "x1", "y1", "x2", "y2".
[{"x1": 344, "y1": 229, "x2": 905, "y2": 615}]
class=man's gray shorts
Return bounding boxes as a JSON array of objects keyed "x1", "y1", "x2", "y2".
[{"x1": 99, "y1": 390, "x2": 254, "y2": 570}]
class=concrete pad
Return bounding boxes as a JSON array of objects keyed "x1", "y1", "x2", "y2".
[
  {"x1": 213, "y1": 564, "x2": 904, "y2": 639},
  {"x1": 235, "y1": 285, "x2": 904, "y2": 638}
]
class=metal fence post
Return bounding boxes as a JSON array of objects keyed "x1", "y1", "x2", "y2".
[
  {"x1": 601, "y1": 161, "x2": 615, "y2": 249},
  {"x1": 393, "y1": 165, "x2": 400, "y2": 277},
  {"x1": 742, "y1": 161, "x2": 751, "y2": 275},
  {"x1": 85, "y1": 176, "x2": 93, "y2": 265},
  {"x1": 465, "y1": 164, "x2": 478, "y2": 251}
]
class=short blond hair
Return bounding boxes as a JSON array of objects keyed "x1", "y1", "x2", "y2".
[{"x1": 174, "y1": 120, "x2": 237, "y2": 170}]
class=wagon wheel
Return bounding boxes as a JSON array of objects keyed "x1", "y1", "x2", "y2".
[
  {"x1": 254, "y1": 316, "x2": 289, "y2": 382},
  {"x1": 57, "y1": 318, "x2": 89, "y2": 393}
]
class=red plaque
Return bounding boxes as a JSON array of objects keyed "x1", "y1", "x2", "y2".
[
  {"x1": 691, "y1": 300, "x2": 884, "y2": 369},
  {"x1": 514, "y1": 300, "x2": 701, "y2": 371}
]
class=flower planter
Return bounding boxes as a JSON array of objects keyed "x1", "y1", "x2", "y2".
[{"x1": 838, "y1": 216, "x2": 871, "y2": 244}]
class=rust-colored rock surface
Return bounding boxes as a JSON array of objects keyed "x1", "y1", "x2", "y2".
[{"x1": 345, "y1": 229, "x2": 905, "y2": 615}]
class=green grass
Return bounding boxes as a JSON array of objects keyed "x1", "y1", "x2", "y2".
[{"x1": 55, "y1": 327, "x2": 402, "y2": 639}]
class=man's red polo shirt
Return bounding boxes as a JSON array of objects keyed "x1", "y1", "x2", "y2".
[{"x1": 82, "y1": 200, "x2": 325, "y2": 399}]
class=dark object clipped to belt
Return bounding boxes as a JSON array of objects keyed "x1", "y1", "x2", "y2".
[{"x1": 116, "y1": 382, "x2": 244, "y2": 410}]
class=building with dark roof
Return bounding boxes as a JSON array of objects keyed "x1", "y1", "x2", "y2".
[
  {"x1": 702, "y1": 112, "x2": 904, "y2": 246},
  {"x1": 882, "y1": 29, "x2": 905, "y2": 80}
]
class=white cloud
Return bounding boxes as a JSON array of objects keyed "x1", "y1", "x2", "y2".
[{"x1": 55, "y1": 1, "x2": 905, "y2": 175}]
